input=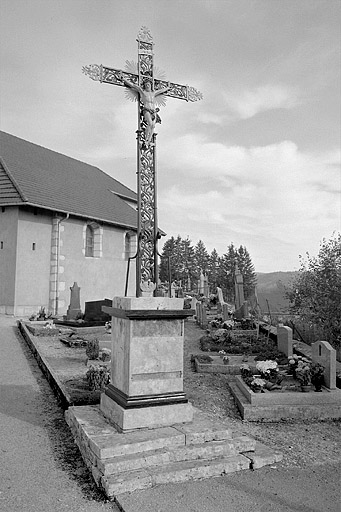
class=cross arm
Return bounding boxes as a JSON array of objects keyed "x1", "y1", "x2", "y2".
[
  {"x1": 154, "y1": 79, "x2": 203, "y2": 102},
  {"x1": 82, "y1": 64, "x2": 203, "y2": 102},
  {"x1": 82, "y1": 64, "x2": 138, "y2": 88}
]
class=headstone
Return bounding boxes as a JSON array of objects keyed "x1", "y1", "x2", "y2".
[
  {"x1": 234, "y1": 301, "x2": 248, "y2": 320},
  {"x1": 277, "y1": 325, "x2": 293, "y2": 358},
  {"x1": 171, "y1": 281, "x2": 177, "y2": 298},
  {"x1": 222, "y1": 303, "x2": 229, "y2": 321},
  {"x1": 201, "y1": 305, "x2": 208, "y2": 328},
  {"x1": 311, "y1": 340, "x2": 336, "y2": 389},
  {"x1": 196, "y1": 302, "x2": 201, "y2": 325},
  {"x1": 203, "y1": 275, "x2": 209, "y2": 298},
  {"x1": 191, "y1": 297, "x2": 198, "y2": 311},
  {"x1": 66, "y1": 282, "x2": 81, "y2": 320},
  {"x1": 177, "y1": 287, "x2": 184, "y2": 298},
  {"x1": 234, "y1": 265, "x2": 245, "y2": 310},
  {"x1": 216, "y1": 287, "x2": 226, "y2": 305},
  {"x1": 84, "y1": 299, "x2": 112, "y2": 323},
  {"x1": 198, "y1": 272, "x2": 205, "y2": 295}
]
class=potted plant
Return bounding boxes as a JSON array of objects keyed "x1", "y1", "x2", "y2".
[
  {"x1": 250, "y1": 377, "x2": 266, "y2": 393},
  {"x1": 295, "y1": 360, "x2": 312, "y2": 391},
  {"x1": 310, "y1": 362, "x2": 325, "y2": 392},
  {"x1": 223, "y1": 355, "x2": 230, "y2": 365},
  {"x1": 240, "y1": 363, "x2": 252, "y2": 379}
]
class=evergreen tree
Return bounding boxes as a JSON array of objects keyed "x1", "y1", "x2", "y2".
[
  {"x1": 219, "y1": 243, "x2": 236, "y2": 301},
  {"x1": 236, "y1": 245, "x2": 257, "y2": 298},
  {"x1": 159, "y1": 236, "x2": 176, "y2": 283},
  {"x1": 194, "y1": 240, "x2": 210, "y2": 275},
  {"x1": 179, "y1": 237, "x2": 196, "y2": 290},
  {"x1": 207, "y1": 248, "x2": 220, "y2": 292}
]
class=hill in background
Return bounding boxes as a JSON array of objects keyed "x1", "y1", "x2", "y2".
[{"x1": 256, "y1": 271, "x2": 297, "y2": 314}]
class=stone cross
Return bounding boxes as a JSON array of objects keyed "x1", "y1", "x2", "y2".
[{"x1": 83, "y1": 27, "x2": 202, "y2": 297}]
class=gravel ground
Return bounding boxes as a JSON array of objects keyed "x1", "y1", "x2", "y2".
[{"x1": 183, "y1": 320, "x2": 341, "y2": 469}]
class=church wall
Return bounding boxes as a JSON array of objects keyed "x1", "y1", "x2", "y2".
[
  {"x1": 55, "y1": 217, "x2": 136, "y2": 315},
  {"x1": 0, "y1": 206, "x2": 18, "y2": 314},
  {"x1": 14, "y1": 208, "x2": 52, "y2": 316},
  {"x1": 0, "y1": 206, "x2": 137, "y2": 317}
]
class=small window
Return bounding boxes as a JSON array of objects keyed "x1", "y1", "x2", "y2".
[
  {"x1": 0, "y1": 241, "x2": 3, "y2": 249},
  {"x1": 85, "y1": 225, "x2": 94, "y2": 257},
  {"x1": 1, "y1": 207, "x2": 5, "y2": 213},
  {"x1": 32, "y1": 243, "x2": 36, "y2": 251}
]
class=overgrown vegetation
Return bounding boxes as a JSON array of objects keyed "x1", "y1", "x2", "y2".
[{"x1": 286, "y1": 233, "x2": 341, "y2": 350}]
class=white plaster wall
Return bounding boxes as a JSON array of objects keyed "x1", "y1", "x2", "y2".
[
  {"x1": 0, "y1": 206, "x2": 18, "y2": 313},
  {"x1": 15, "y1": 208, "x2": 52, "y2": 315},
  {"x1": 57, "y1": 218, "x2": 136, "y2": 314}
]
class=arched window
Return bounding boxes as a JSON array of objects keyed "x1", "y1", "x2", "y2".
[{"x1": 85, "y1": 225, "x2": 94, "y2": 257}]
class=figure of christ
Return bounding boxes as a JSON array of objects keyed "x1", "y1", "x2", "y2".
[{"x1": 119, "y1": 72, "x2": 169, "y2": 145}]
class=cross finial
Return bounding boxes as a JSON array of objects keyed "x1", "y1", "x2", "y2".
[{"x1": 137, "y1": 26, "x2": 153, "y2": 43}]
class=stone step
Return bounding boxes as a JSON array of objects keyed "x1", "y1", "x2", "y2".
[
  {"x1": 98, "y1": 435, "x2": 256, "y2": 475},
  {"x1": 66, "y1": 405, "x2": 233, "y2": 459},
  {"x1": 102, "y1": 453, "x2": 251, "y2": 496}
]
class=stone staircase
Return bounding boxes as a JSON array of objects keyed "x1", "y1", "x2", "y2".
[{"x1": 65, "y1": 405, "x2": 282, "y2": 498}]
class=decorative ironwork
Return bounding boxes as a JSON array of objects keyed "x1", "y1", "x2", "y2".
[
  {"x1": 137, "y1": 26, "x2": 153, "y2": 43},
  {"x1": 188, "y1": 86, "x2": 204, "y2": 102},
  {"x1": 82, "y1": 64, "x2": 102, "y2": 82},
  {"x1": 83, "y1": 26, "x2": 203, "y2": 296}
]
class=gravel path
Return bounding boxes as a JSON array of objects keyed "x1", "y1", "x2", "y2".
[{"x1": 0, "y1": 315, "x2": 119, "y2": 512}]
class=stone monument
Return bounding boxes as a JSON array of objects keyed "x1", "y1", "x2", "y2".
[
  {"x1": 66, "y1": 282, "x2": 81, "y2": 320},
  {"x1": 84, "y1": 27, "x2": 202, "y2": 431}
]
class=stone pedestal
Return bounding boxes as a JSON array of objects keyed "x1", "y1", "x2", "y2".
[{"x1": 101, "y1": 297, "x2": 194, "y2": 431}]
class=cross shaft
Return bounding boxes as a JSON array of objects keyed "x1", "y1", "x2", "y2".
[{"x1": 83, "y1": 27, "x2": 202, "y2": 297}]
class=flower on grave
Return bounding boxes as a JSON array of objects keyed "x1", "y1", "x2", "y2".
[
  {"x1": 256, "y1": 360, "x2": 279, "y2": 380},
  {"x1": 223, "y1": 355, "x2": 230, "y2": 364},
  {"x1": 219, "y1": 350, "x2": 226, "y2": 355},
  {"x1": 240, "y1": 363, "x2": 253, "y2": 381},
  {"x1": 295, "y1": 361, "x2": 312, "y2": 386},
  {"x1": 250, "y1": 377, "x2": 266, "y2": 392}
]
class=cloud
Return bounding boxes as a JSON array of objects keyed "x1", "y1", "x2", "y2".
[
  {"x1": 223, "y1": 84, "x2": 300, "y2": 119},
  {"x1": 158, "y1": 137, "x2": 340, "y2": 271}
]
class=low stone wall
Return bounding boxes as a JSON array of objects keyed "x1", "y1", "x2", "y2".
[{"x1": 229, "y1": 376, "x2": 341, "y2": 421}]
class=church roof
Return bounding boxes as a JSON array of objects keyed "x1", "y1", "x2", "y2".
[{"x1": 0, "y1": 131, "x2": 137, "y2": 229}]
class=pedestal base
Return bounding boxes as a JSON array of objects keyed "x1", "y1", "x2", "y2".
[{"x1": 100, "y1": 392, "x2": 193, "y2": 432}]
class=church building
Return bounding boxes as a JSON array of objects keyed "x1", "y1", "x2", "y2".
[{"x1": 0, "y1": 131, "x2": 137, "y2": 316}]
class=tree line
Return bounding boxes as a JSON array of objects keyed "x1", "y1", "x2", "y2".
[{"x1": 159, "y1": 236, "x2": 257, "y2": 302}]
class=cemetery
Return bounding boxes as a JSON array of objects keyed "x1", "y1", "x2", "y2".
[{"x1": 1, "y1": 19, "x2": 340, "y2": 509}]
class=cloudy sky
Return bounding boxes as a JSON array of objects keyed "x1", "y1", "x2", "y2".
[{"x1": 1, "y1": 0, "x2": 340, "y2": 272}]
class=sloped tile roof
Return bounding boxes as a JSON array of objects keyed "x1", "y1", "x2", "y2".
[{"x1": 0, "y1": 131, "x2": 137, "y2": 229}]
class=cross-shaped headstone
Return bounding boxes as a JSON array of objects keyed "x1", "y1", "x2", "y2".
[{"x1": 83, "y1": 26, "x2": 202, "y2": 297}]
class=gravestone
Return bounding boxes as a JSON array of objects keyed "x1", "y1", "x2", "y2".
[
  {"x1": 222, "y1": 303, "x2": 230, "y2": 321},
  {"x1": 203, "y1": 275, "x2": 209, "y2": 298},
  {"x1": 216, "y1": 287, "x2": 226, "y2": 306},
  {"x1": 84, "y1": 299, "x2": 112, "y2": 323},
  {"x1": 311, "y1": 340, "x2": 336, "y2": 389},
  {"x1": 234, "y1": 265, "x2": 245, "y2": 310},
  {"x1": 66, "y1": 282, "x2": 81, "y2": 320},
  {"x1": 277, "y1": 325, "x2": 293, "y2": 358},
  {"x1": 191, "y1": 296, "x2": 198, "y2": 310}
]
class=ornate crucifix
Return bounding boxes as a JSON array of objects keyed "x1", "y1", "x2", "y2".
[{"x1": 83, "y1": 26, "x2": 202, "y2": 297}]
